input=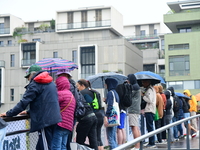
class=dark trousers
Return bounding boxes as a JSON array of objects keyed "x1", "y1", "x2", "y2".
[
  {"x1": 155, "y1": 119, "x2": 162, "y2": 142},
  {"x1": 76, "y1": 115, "x2": 98, "y2": 150},
  {"x1": 161, "y1": 111, "x2": 166, "y2": 139},
  {"x1": 95, "y1": 111, "x2": 104, "y2": 146},
  {"x1": 36, "y1": 124, "x2": 56, "y2": 150},
  {"x1": 145, "y1": 112, "x2": 155, "y2": 145}
]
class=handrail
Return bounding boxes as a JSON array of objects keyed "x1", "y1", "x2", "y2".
[{"x1": 113, "y1": 114, "x2": 200, "y2": 150}]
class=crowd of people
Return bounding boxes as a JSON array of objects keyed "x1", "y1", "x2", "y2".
[{"x1": 0, "y1": 65, "x2": 199, "y2": 150}]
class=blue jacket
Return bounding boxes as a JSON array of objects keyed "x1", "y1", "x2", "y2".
[
  {"x1": 6, "y1": 71, "x2": 62, "y2": 132},
  {"x1": 105, "y1": 78, "x2": 119, "y2": 117}
]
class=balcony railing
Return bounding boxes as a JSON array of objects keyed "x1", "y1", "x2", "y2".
[
  {"x1": 0, "y1": 28, "x2": 10, "y2": 34},
  {"x1": 21, "y1": 59, "x2": 36, "y2": 66},
  {"x1": 57, "y1": 20, "x2": 111, "y2": 30},
  {"x1": 125, "y1": 34, "x2": 159, "y2": 41}
]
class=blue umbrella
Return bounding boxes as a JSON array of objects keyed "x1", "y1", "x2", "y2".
[
  {"x1": 135, "y1": 71, "x2": 165, "y2": 84},
  {"x1": 175, "y1": 92, "x2": 191, "y2": 99},
  {"x1": 86, "y1": 72, "x2": 127, "y2": 89}
]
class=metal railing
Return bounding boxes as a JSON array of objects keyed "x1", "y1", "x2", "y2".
[
  {"x1": 113, "y1": 114, "x2": 200, "y2": 150},
  {"x1": 57, "y1": 20, "x2": 111, "y2": 30}
]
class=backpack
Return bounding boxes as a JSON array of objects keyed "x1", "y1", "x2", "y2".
[
  {"x1": 173, "y1": 95, "x2": 180, "y2": 114},
  {"x1": 116, "y1": 82, "x2": 132, "y2": 108},
  {"x1": 89, "y1": 89, "x2": 102, "y2": 110},
  {"x1": 69, "y1": 79, "x2": 86, "y2": 118}
]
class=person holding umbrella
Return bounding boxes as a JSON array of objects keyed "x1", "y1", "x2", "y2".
[{"x1": 141, "y1": 80, "x2": 156, "y2": 148}]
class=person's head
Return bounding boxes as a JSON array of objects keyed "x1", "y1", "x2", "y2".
[
  {"x1": 157, "y1": 85, "x2": 164, "y2": 93},
  {"x1": 105, "y1": 78, "x2": 118, "y2": 90},
  {"x1": 167, "y1": 87, "x2": 175, "y2": 96},
  {"x1": 56, "y1": 76, "x2": 70, "y2": 91},
  {"x1": 127, "y1": 74, "x2": 137, "y2": 85},
  {"x1": 141, "y1": 80, "x2": 151, "y2": 88},
  {"x1": 183, "y1": 89, "x2": 191, "y2": 97},
  {"x1": 154, "y1": 85, "x2": 159, "y2": 93},
  {"x1": 56, "y1": 68, "x2": 72, "y2": 79},
  {"x1": 76, "y1": 79, "x2": 89, "y2": 91},
  {"x1": 24, "y1": 65, "x2": 42, "y2": 81}
]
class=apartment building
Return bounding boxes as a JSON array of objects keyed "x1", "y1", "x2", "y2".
[
  {"x1": 0, "y1": 6, "x2": 142, "y2": 111},
  {"x1": 164, "y1": 0, "x2": 200, "y2": 94},
  {"x1": 123, "y1": 22, "x2": 166, "y2": 79}
]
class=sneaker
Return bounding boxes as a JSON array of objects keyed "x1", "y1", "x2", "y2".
[
  {"x1": 179, "y1": 135, "x2": 184, "y2": 139},
  {"x1": 192, "y1": 132, "x2": 197, "y2": 138},
  {"x1": 143, "y1": 142, "x2": 149, "y2": 147},
  {"x1": 184, "y1": 135, "x2": 192, "y2": 139},
  {"x1": 130, "y1": 148, "x2": 139, "y2": 150},
  {"x1": 145, "y1": 144, "x2": 157, "y2": 148},
  {"x1": 174, "y1": 138, "x2": 179, "y2": 142},
  {"x1": 196, "y1": 131, "x2": 199, "y2": 137}
]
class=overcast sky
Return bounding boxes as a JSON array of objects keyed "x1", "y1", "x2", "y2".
[{"x1": 0, "y1": 0, "x2": 178, "y2": 25}]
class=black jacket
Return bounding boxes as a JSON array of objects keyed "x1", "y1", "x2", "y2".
[{"x1": 6, "y1": 71, "x2": 62, "y2": 132}]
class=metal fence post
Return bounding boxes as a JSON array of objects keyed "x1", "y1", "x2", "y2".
[
  {"x1": 186, "y1": 121, "x2": 190, "y2": 150},
  {"x1": 167, "y1": 128, "x2": 171, "y2": 150}
]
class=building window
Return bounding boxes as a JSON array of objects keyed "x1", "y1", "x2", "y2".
[
  {"x1": 0, "y1": 41, "x2": 4, "y2": 47},
  {"x1": 32, "y1": 38, "x2": 41, "y2": 42},
  {"x1": 179, "y1": 27, "x2": 191, "y2": 33},
  {"x1": 168, "y1": 81, "x2": 183, "y2": 90},
  {"x1": 10, "y1": 54, "x2": 15, "y2": 67},
  {"x1": 72, "y1": 50, "x2": 77, "y2": 63},
  {"x1": 154, "y1": 29, "x2": 157, "y2": 35},
  {"x1": 10, "y1": 88, "x2": 14, "y2": 101},
  {"x1": 0, "y1": 23, "x2": 4, "y2": 34},
  {"x1": 67, "y1": 12, "x2": 73, "y2": 29},
  {"x1": 95, "y1": 9, "x2": 102, "y2": 26},
  {"x1": 81, "y1": 11, "x2": 87, "y2": 28},
  {"x1": 80, "y1": 46, "x2": 95, "y2": 78},
  {"x1": 140, "y1": 30, "x2": 145, "y2": 36},
  {"x1": 168, "y1": 44, "x2": 189, "y2": 50},
  {"x1": 143, "y1": 64, "x2": 155, "y2": 72},
  {"x1": 161, "y1": 39, "x2": 165, "y2": 50},
  {"x1": 22, "y1": 43, "x2": 36, "y2": 66},
  {"x1": 53, "y1": 52, "x2": 58, "y2": 58},
  {"x1": 195, "y1": 80, "x2": 200, "y2": 89},
  {"x1": 169, "y1": 55, "x2": 190, "y2": 76},
  {"x1": 7, "y1": 40, "x2": 12, "y2": 46}
]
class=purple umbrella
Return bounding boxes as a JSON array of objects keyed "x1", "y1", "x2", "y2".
[{"x1": 27, "y1": 58, "x2": 78, "y2": 73}]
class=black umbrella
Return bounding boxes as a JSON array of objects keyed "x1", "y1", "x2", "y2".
[{"x1": 135, "y1": 74, "x2": 161, "y2": 87}]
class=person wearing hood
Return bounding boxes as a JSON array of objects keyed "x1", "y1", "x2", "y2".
[
  {"x1": 0, "y1": 65, "x2": 62, "y2": 150},
  {"x1": 127, "y1": 74, "x2": 141, "y2": 150},
  {"x1": 183, "y1": 89, "x2": 198, "y2": 137},
  {"x1": 141, "y1": 80, "x2": 156, "y2": 148},
  {"x1": 164, "y1": 90, "x2": 173, "y2": 142},
  {"x1": 52, "y1": 76, "x2": 76, "y2": 150},
  {"x1": 104, "y1": 78, "x2": 119, "y2": 149}
]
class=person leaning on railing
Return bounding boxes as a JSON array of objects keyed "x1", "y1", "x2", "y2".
[{"x1": 0, "y1": 65, "x2": 62, "y2": 150}]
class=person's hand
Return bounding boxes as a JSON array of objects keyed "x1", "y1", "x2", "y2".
[
  {"x1": 0, "y1": 112, "x2": 7, "y2": 117},
  {"x1": 18, "y1": 111, "x2": 27, "y2": 115},
  {"x1": 104, "y1": 116, "x2": 108, "y2": 127}
]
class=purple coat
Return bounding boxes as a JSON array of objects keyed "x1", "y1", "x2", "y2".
[{"x1": 56, "y1": 76, "x2": 76, "y2": 131}]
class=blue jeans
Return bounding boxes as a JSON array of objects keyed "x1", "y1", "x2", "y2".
[
  {"x1": 52, "y1": 125, "x2": 72, "y2": 150},
  {"x1": 172, "y1": 116, "x2": 178, "y2": 139},
  {"x1": 106, "y1": 126, "x2": 117, "y2": 149},
  {"x1": 177, "y1": 115, "x2": 183, "y2": 136},
  {"x1": 145, "y1": 112, "x2": 155, "y2": 145},
  {"x1": 0, "y1": 127, "x2": 6, "y2": 150}
]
